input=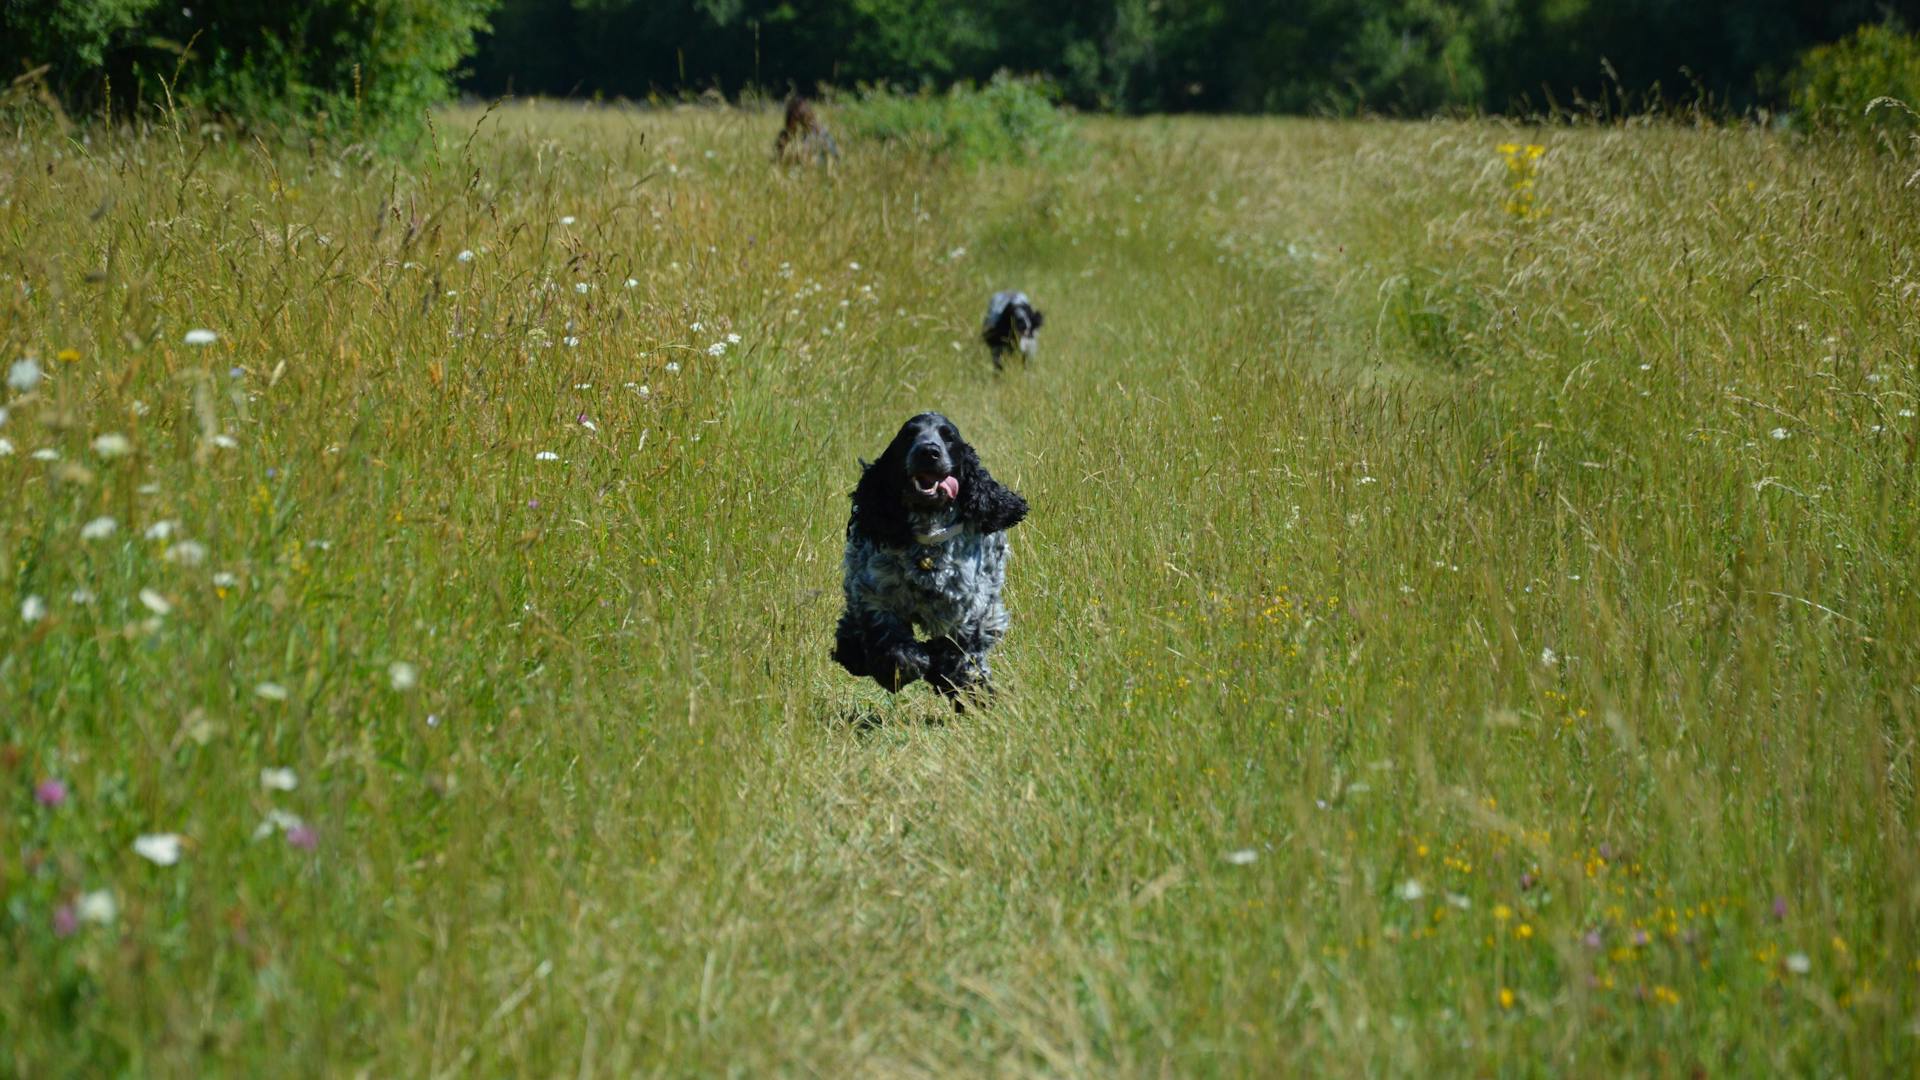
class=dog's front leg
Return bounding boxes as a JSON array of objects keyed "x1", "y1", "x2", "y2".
[{"x1": 833, "y1": 608, "x2": 928, "y2": 692}]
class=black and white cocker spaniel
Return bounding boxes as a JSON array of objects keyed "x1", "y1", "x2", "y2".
[
  {"x1": 832, "y1": 412, "x2": 1028, "y2": 706},
  {"x1": 981, "y1": 291, "x2": 1044, "y2": 370}
]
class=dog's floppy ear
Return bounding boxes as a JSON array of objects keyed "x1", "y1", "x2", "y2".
[
  {"x1": 955, "y1": 440, "x2": 1028, "y2": 534},
  {"x1": 1029, "y1": 307, "x2": 1043, "y2": 330},
  {"x1": 850, "y1": 455, "x2": 915, "y2": 548}
]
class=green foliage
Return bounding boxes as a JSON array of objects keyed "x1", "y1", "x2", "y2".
[
  {"x1": 3, "y1": 104, "x2": 1919, "y2": 1073},
  {"x1": 1790, "y1": 23, "x2": 1920, "y2": 144},
  {"x1": 835, "y1": 74, "x2": 1079, "y2": 164},
  {"x1": 0, "y1": 0, "x2": 493, "y2": 140}
]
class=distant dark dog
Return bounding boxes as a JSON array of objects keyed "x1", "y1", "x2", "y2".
[
  {"x1": 774, "y1": 96, "x2": 840, "y2": 163},
  {"x1": 981, "y1": 291, "x2": 1044, "y2": 370},
  {"x1": 832, "y1": 412, "x2": 1028, "y2": 707}
]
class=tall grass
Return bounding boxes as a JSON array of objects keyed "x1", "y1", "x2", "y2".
[{"x1": 1, "y1": 101, "x2": 1916, "y2": 1074}]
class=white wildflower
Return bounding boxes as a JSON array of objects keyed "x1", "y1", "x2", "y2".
[
  {"x1": 212, "y1": 571, "x2": 239, "y2": 589},
  {"x1": 91, "y1": 433, "x2": 132, "y2": 458},
  {"x1": 1770, "y1": 427, "x2": 1789, "y2": 441},
  {"x1": 574, "y1": 282, "x2": 590, "y2": 294},
  {"x1": 76, "y1": 890, "x2": 117, "y2": 925},
  {"x1": 138, "y1": 588, "x2": 171, "y2": 615},
  {"x1": 69, "y1": 588, "x2": 95, "y2": 605},
  {"x1": 848, "y1": 261, "x2": 860, "y2": 270},
  {"x1": 182, "y1": 329, "x2": 217, "y2": 346},
  {"x1": 1398, "y1": 880, "x2": 1426, "y2": 901},
  {"x1": 254, "y1": 682, "x2": 289, "y2": 702},
  {"x1": 1224, "y1": 849, "x2": 1259, "y2": 866},
  {"x1": 559, "y1": 215, "x2": 576, "y2": 225},
  {"x1": 457, "y1": 249, "x2": 475, "y2": 263},
  {"x1": 260, "y1": 767, "x2": 298, "y2": 791},
  {"x1": 30, "y1": 448, "x2": 58, "y2": 461},
  {"x1": 21, "y1": 595, "x2": 46, "y2": 624},
  {"x1": 210, "y1": 434, "x2": 238, "y2": 449},
  {"x1": 0, "y1": 438, "x2": 12, "y2": 455},
  {"x1": 8, "y1": 358, "x2": 44, "y2": 392},
  {"x1": 726, "y1": 332, "x2": 741, "y2": 345},
  {"x1": 1447, "y1": 892, "x2": 1473, "y2": 910},
  {"x1": 133, "y1": 833, "x2": 184, "y2": 865},
  {"x1": 164, "y1": 541, "x2": 207, "y2": 566},
  {"x1": 535, "y1": 451, "x2": 560, "y2": 461},
  {"x1": 80, "y1": 516, "x2": 118, "y2": 540},
  {"x1": 690, "y1": 321, "x2": 703, "y2": 332},
  {"x1": 563, "y1": 336, "x2": 580, "y2": 348},
  {"x1": 624, "y1": 278, "x2": 639, "y2": 289},
  {"x1": 252, "y1": 807, "x2": 303, "y2": 840},
  {"x1": 144, "y1": 520, "x2": 180, "y2": 540},
  {"x1": 948, "y1": 246, "x2": 967, "y2": 259},
  {"x1": 707, "y1": 342, "x2": 727, "y2": 357},
  {"x1": 664, "y1": 361, "x2": 680, "y2": 373},
  {"x1": 1540, "y1": 646, "x2": 1558, "y2": 665},
  {"x1": 388, "y1": 661, "x2": 420, "y2": 692},
  {"x1": 1785, "y1": 952, "x2": 1811, "y2": 975}
]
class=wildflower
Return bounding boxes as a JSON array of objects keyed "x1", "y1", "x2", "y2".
[
  {"x1": 253, "y1": 808, "x2": 302, "y2": 840},
  {"x1": 1540, "y1": 646, "x2": 1558, "y2": 665},
  {"x1": 1651, "y1": 985, "x2": 1680, "y2": 1006},
  {"x1": 559, "y1": 215, "x2": 576, "y2": 226},
  {"x1": 575, "y1": 282, "x2": 590, "y2": 294},
  {"x1": 260, "y1": 767, "x2": 298, "y2": 792},
  {"x1": 183, "y1": 329, "x2": 217, "y2": 346},
  {"x1": 949, "y1": 246, "x2": 967, "y2": 260},
  {"x1": 0, "y1": 439, "x2": 11, "y2": 456},
  {"x1": 535, "y1": 451, "x2": 560, "y2": 461},
  {"x1": 1224, "y1": 849, "x2": 1258, "y2": 865},
  {"x1": 133, "y1": 833, "x2": 184, "y2": 865},
  {"x1": 1770, "y1": 427, "x2": 1789, "y2": 440},
  {"x1": 707, "y1": 342, "x2": 727, "y2": 357},
  {"x1": 210, "y1": 434, "x2": 238, "y2": 449},
  {"x1": 35, "y1": 778, "x2": 68, "y2": 807},
  {"x1": 144, "y1": 520, "x2": 179, "y2": 540},
  {"x1": 286, "y1": 823, "x2": 319, "y2": 850},
  {"x1": 1517, "y1": 923, "x2": 1535, "y2": 940},
  {"x1": 1493, "y1": 904, "x2": 1513, "y2": 923},
  {"x1": 20, "y1": 594, "x2": 46, "y2": 624},
  {"x1": 52, "y1": 904, "x2": 79, "y2": 937},
  {"x1": 457, "y1": 249, "x2": 475, "y2": 263},
  {"x1": 664, "y1": 362, "x2": 681, "y2": 373},
  {"x1": 1398, "y1": 880, "x2": 1426, "y2": 901},
  {"x1": 57, "y1": 347, "x2": 81, "y2": 364},
  {"x1": 8, "y1": 358, "x2": 43, "y2": 392},
  {"x1": 254, "y1": 681, "x2": 290, "y2": 702},
  {"x1": 388, "y1": 661, "x2": 419, "y2": 692},
  {"x1": 726, "y1": 332, "x2": 741, "y2": 345},
  {"x1": 228, "y1": 366, "x2": 244, "y2": 379},
  {"x1": 1447, "y1": 892, "x2": 1472, "y2": 910},
  {"x1": 164, "y1": 541, "x2": 207, "y2": 566},
  {"x1": 89, "y1": 433, "x2": 132, "y2": 459},
  {"x1": 76, "y1": 890, "x2": 116, "y2": 926},
  {"x1": 30, "y1": 448, "x2": 58, "y2": 461},
  {"x1": 564, "y1": 336, "x2": 580, "y2": 348},
  {"x1": 1583, "y1": 929, "x2": 1603, "y2": 950},
  {"x1": 138, "y1": 588, "x2": 171, "y2": 615},
  {"x1": 1771, "y1": 895, "x2": 1788, "y2": 920},
  {"x1": 625, "y1": 278, "x2": 638, "y2": 288},
  {"x1": 848, "y1": 261, "x2": 860, "y2": 271},
  {"x1": 1785, "y1": 952, "x2": 1811, "y2": 975},
  {"x1": 212, "y1": 571, "x2": 239, "y2": 590},
  {"x1": 578, "y1": 415, "x2": 596, "y2": 431},
  {"x1": 1498, "y1": 987, "x2": 1515, "y2": 1009}
]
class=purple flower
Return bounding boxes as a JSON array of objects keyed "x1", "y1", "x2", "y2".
[
  {"x1": 526, "y1": 499, "x2": 539, "y2": 509},
  {"x1": 1597, "y1": 842, "x2": 1614, "y2": 861},
  {"x1": 265, "y1": 467, "x2": 277, "y2": 479},
  {"x1": 1519, "y1": 871, "x2": 1536, "y2": 891},
  {"x1": 1582, "y1": 929, "x2": 1603, "y2": 950},
  {"x1": 52, "y1": 904, "x2": 78, "y2": 937},
  {"x1": 1631, "y1": 929, "x2": 1650, "y2": 947},
  {"x1": 34, "y1": 778, "x2": 68, "y2": 807},
  {"x1": 1771, "y1": 895, "x2": 1788, "y2": 921},
  {"x1": 286, "y1": 823, "x2": 318, "y2": 850},
  {"x1": 228, "y1": 366, "x2": 244, "y2": 379}
]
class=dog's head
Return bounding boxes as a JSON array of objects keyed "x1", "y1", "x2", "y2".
[{"x1": 850, "y1": 412, "x2": 1028, "y2": 547}]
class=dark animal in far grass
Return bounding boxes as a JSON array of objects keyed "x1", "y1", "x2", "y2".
[
  {"x1": 774, "y1": 96, "x2": 840, "y2": 163},
  {"x1": 832, "y1": 412, "x2": 1028, "y2": 711},
  {"x1": 981, "y1": 291, "x2": 1044, "y2": 370}
]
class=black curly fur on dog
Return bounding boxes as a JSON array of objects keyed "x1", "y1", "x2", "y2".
[{"x1": 831, "y1": 413, "x2": 1028, "y2": 708}]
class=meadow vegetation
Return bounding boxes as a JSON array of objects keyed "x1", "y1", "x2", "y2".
[{"x1": 2, "y1": 100, "x2": 1918, "y2": 1074}]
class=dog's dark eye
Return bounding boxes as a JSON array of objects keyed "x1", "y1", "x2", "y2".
[{"x1": 939, "y1": 426, "x2": 956, "y2": 441}]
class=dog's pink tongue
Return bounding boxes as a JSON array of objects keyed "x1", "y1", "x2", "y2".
[{"x1": 936, "y1": 476, "x2": 960, "y2": 501}]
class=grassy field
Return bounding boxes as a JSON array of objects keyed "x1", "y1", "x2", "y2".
[{"x1": 2, "y1": 100, "x2": 1917, "y2": 1075}]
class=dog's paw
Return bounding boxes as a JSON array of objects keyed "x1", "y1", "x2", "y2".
[{"x1": 873, "y1": 644, "x2": 929, "y2": 692}]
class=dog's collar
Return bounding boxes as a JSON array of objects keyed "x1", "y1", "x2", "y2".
[{"x1": 914, "y1": 521, "x2": 965, "y2": 546}]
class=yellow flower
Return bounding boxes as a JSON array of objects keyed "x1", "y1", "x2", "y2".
[
  {"x1": 1493, "y1": 904, "x2": 1513, "y2": 922},
  {"x1": 1652, "y1": 985, "x2": 1680, "y2": 1006},
  {"x1": 1496, "y1": 143, "x2": 1519, "y2": 155},
  {"x1": 1498, "y1": 987, "x2": 1515, "y2": 1009},
  {"x1": 1517, "y1": 923, "x2": 1534, "y2": 940},
  {"x1": 56, "y1": 348, "x2": 81, "y2": 363}
]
